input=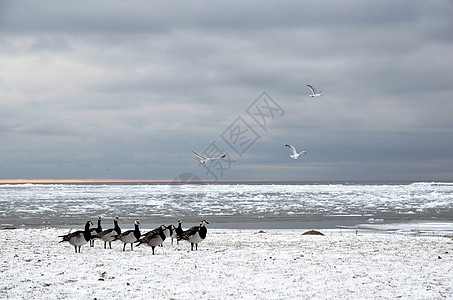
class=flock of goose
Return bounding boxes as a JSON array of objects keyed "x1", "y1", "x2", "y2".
[
  {"x1": 59, "y1": 84, "x2": 323, "y2": 254},
  {"x1": 59, "y1": 217, "x2": 209, "y2": 254}
]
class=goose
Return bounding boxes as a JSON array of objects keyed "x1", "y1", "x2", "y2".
[
  {"x1": 178, "y1": 220, "x2": 209, "y2": 251},
  {"x1": 175, "y1": 219, "x2": 184, "y2": 244},
  {"x1": 162, "y1": 225, "x2": 174, "y2": 244},
  {"x1": 93, "y1": 216, "x2": 121, "y2": 249},
  {"x1": 192, "y1": 151, "x2": 226, "y2": 164},
  {"x1": 307, "y1": 84, "x2": 323, "y2": 97},
  {"x1": 59, "y1": 221, "x2": 93, "y2": 253},
  {"x1": 165, "y1": 224, "x2": 177, "y2": 245},
  {"x1": 136, "y1": 225, "x2": 167, "y2": 255},
  {"x1": 284, "y1": 144, "x2": 307, "y2": 160},
  {"x1": 89, "y1": 216, "x2": 102, "y2": 247},
  {"x1": 139, "y1": 224, "x2": 168, "y2": 247},
  {"x1": 114, "y1": 220, "x2": 141, "y2": 251}
]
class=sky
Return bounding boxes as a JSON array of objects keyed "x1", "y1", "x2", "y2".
[{"x1": 1, "y1": 0, "x2": 453, "y2": 182}]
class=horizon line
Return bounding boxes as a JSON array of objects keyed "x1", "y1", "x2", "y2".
[
  {"x1": 0, "y1": 179, "x2": 174, "y2": 184},
  {"x1": 0, "y1": 179, "x2": 300, "y2": 184},
  {"x1": 0, "y1": 179, "x2": 443, "y2": 184}
]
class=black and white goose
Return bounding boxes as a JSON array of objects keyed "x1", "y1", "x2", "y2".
[
  {"x1": 136, "y1": 225, "x2": 167, "y2": 255},
  {"x1": 178, "y1": 220, "x2": 209, "y2": 251},
  {"x1": 93, "y1": 216, "x2": 121, "y2": 249},
  {"x1": 175, "y1": 219, "x2": 184, "y2": 244},
  {"x1": 59, "y1": 221, "x2": 93, "y2": 253},
  {"x1": 167, "y1": 224, "x2": 177, "y2": 245},
  {"x1": 114, "y1": 220, "x2": 141, "y2": 251},
  {"x1": 89, "y1": 216, "x2": 103, "y2": 247},
  {"x1": 162, "y1": 224, "x2": 174, "y2": 245}
]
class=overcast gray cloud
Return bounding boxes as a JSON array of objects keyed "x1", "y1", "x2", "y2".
[{"x1": 1, "y1": 0, "x2": 453, "y2": 181}]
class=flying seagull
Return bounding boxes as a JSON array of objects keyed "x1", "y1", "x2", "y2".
[
  {"x1": 192, "y1": 151, "x2": 226, "y2": 164},
  {"x1": 307, "y1": 84, "x2": 323, "y2": 97},
  {"x1": 284, "y1": 144, "x2": 307, "y2": 160}
]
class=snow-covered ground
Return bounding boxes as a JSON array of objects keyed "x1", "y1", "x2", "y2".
[{"x1": 1, "y1": 228, "x2": 452, "y2": 299}]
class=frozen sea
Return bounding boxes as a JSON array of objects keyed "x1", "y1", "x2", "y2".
[{"x1": 1, "y1": 181, "x2": 453, "y2": 235}]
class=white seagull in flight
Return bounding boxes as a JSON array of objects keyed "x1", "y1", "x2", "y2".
[
  {"x1": 284, "y1": 144, "x2": 307, "y2": 160},
  {"x1": 307, "y1": 84, "x2": 323, "y2": 97},
  {"x1": 192, "y1": 151, "x2": 226, "y2": 164}
]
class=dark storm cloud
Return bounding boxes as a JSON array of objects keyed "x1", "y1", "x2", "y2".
[
  {"x1": 0, "y1": 1, "x2": 438, "y2": 34},
  {"x1": 0, "y1": 0, "x2": 452, "y2": 180}
]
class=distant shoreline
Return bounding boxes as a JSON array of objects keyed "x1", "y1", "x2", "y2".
[{"x1": 1, "y1": 179, "x2": 452, "y2": 185}]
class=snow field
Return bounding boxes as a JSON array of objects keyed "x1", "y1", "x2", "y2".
[{"x1": 1, "y1": 228, "x2": 452, "y2": 299}]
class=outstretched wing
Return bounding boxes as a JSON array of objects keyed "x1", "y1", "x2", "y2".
[
  {"x1": 284, "y1": 144, "x2": 297, "y2": 155},
  {"x1": 192, "y1": 151, "x2": 207, "y2": 161},
  {"x1": 307, "y1": 84, "x2": 316, "y2": 94}
]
